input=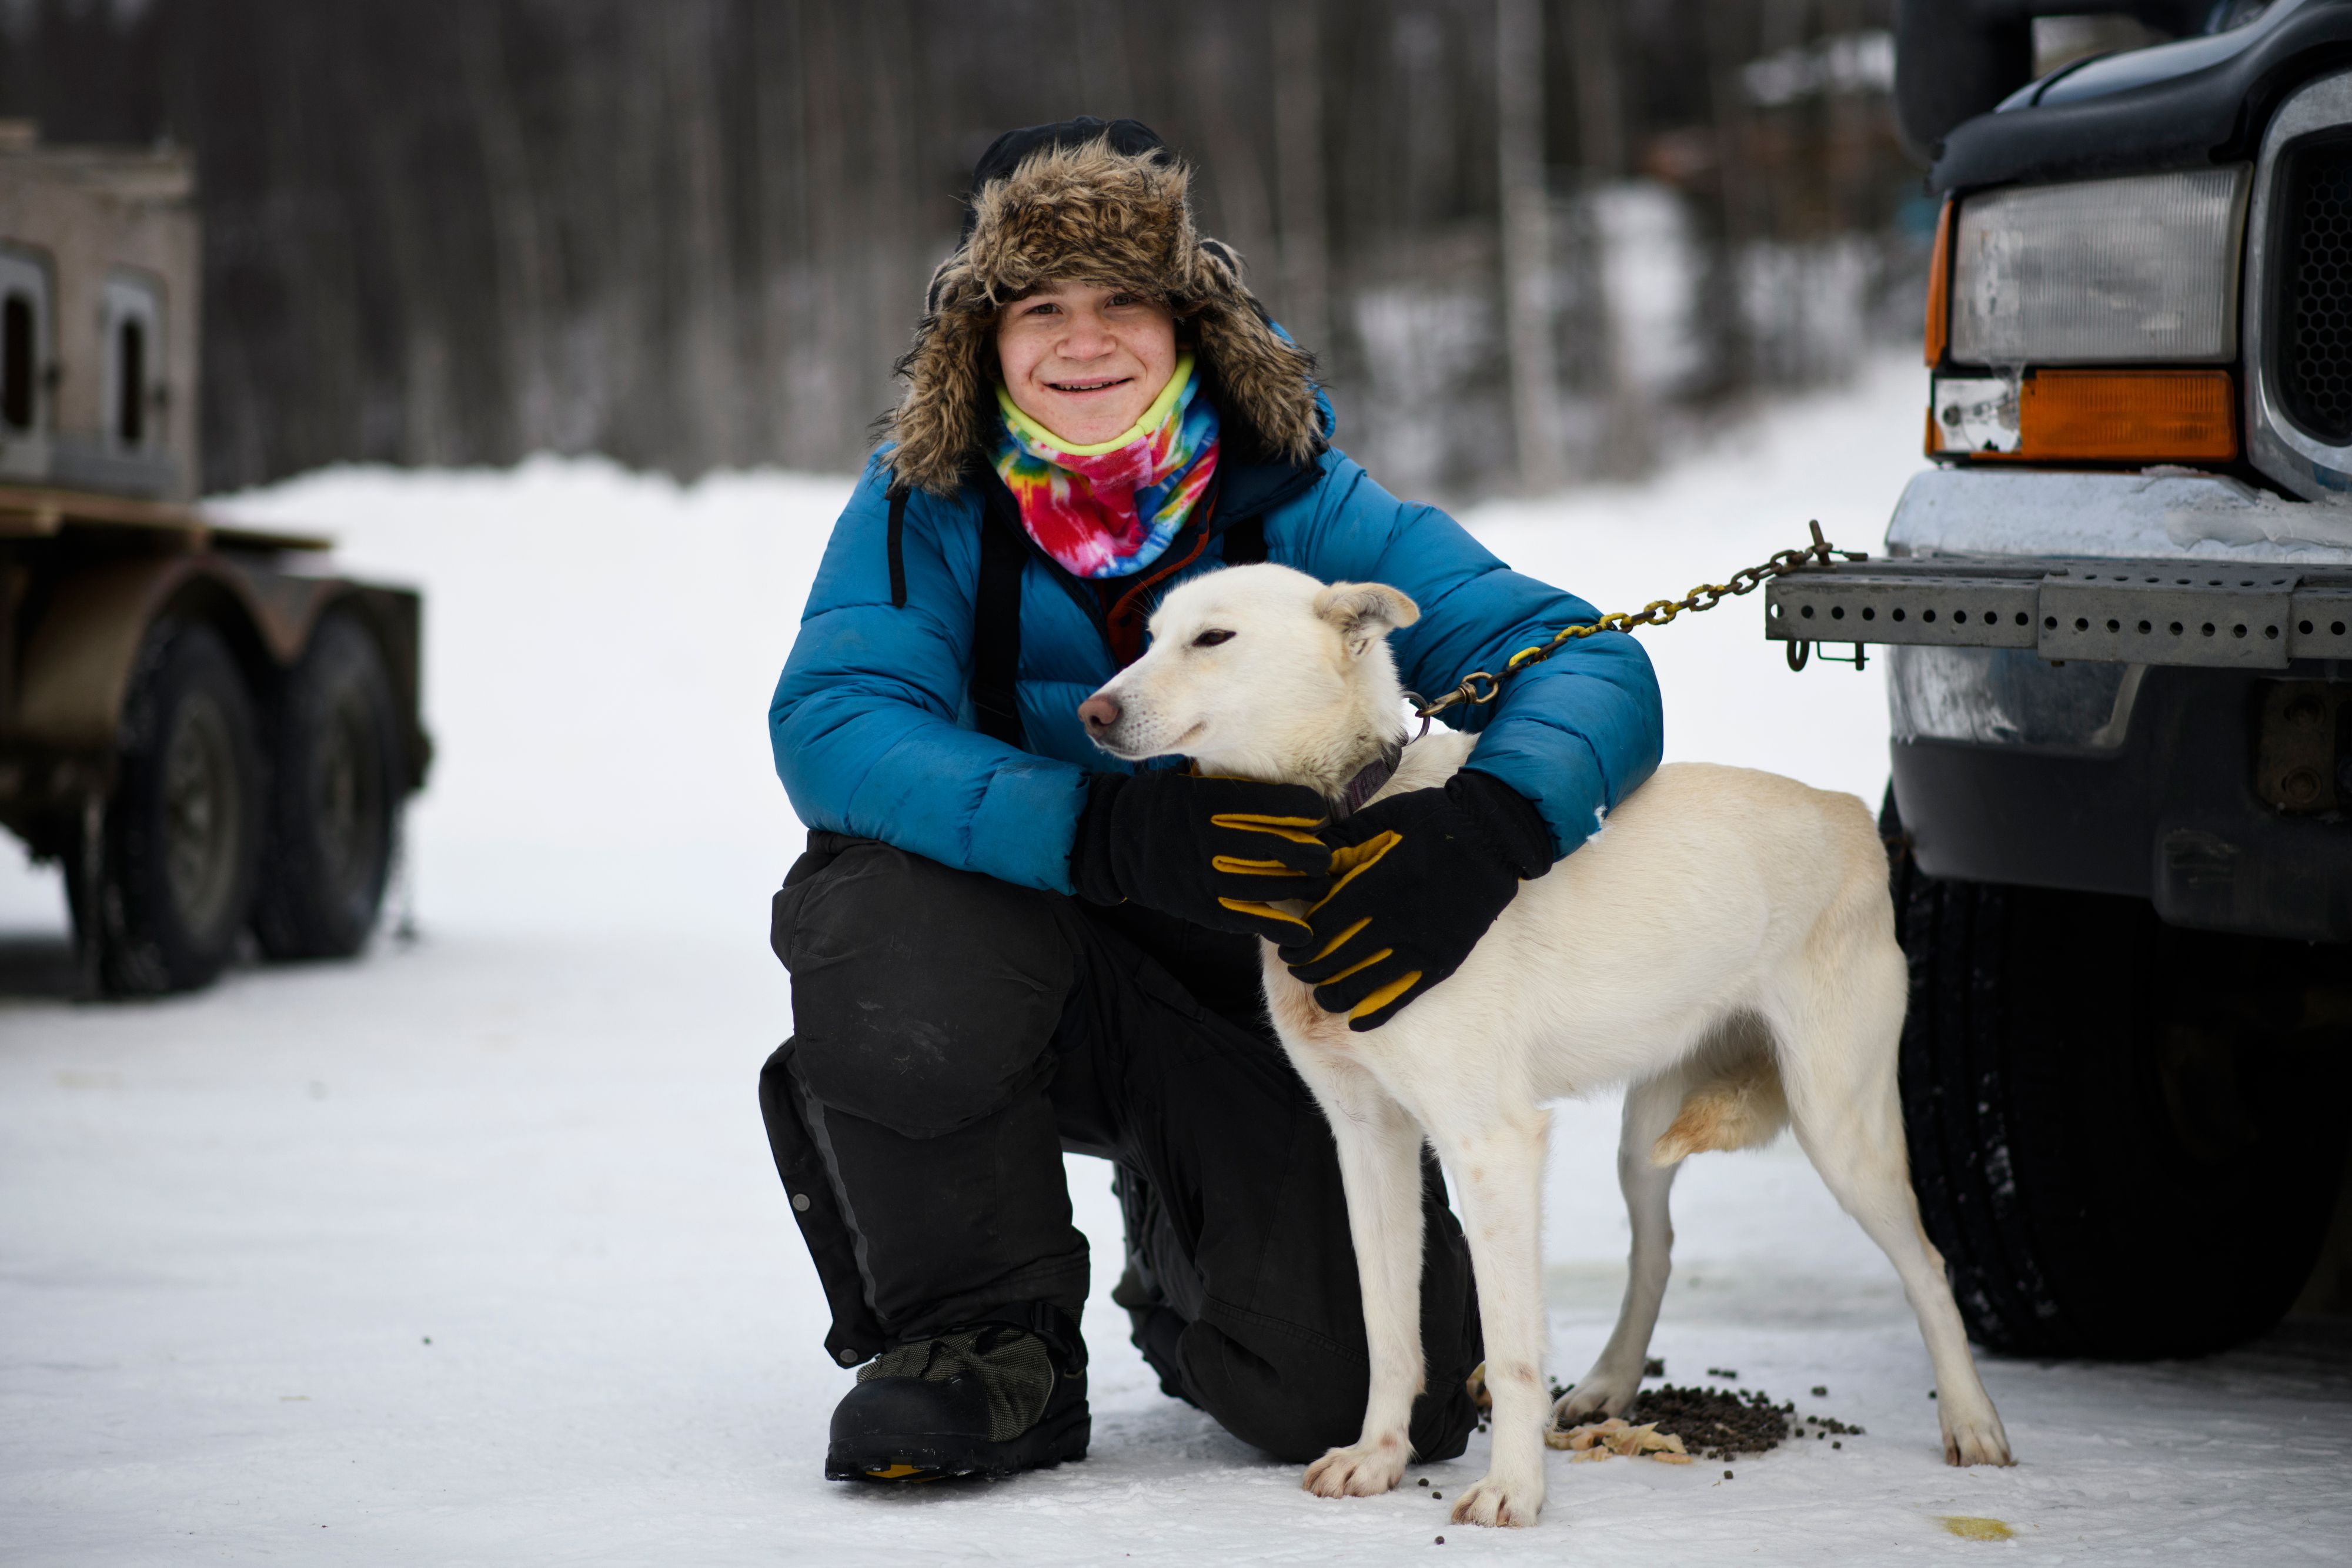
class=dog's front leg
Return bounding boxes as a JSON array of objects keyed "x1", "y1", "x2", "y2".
[
  {"x1": 1429, "y1": 1107, "x2": 1552, "y2": 1527},
  {"x1": 1291, "y1": 1051, "x2": 1427, "y2": 1500}
]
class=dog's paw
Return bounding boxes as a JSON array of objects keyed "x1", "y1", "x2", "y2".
[
  {"x1": 1302, "y1": 1436, "x2": 1408, "y2": 1499},
  {"x1": 1941, "y1": 1406, "x2": 2014, "y2": 1467},
  {"x1": 1448, "y1": 1472, "x2": 1544, "y2": 1528},
  {"x1": 1553, "y1": 1375, "x2": 1636, "y2": 1425}
]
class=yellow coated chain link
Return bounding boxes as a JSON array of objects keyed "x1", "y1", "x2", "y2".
[{"x1": 1412, "y1": 520, "x2": 1865, "y2": 720}]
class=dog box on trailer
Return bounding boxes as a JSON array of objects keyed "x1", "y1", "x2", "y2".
[
  {"x1": 0, "y1": 123, "x2": 430, "y2": 997},
  {"x1": 0, "y1": 121, "x2": 199, "y2": 501}
]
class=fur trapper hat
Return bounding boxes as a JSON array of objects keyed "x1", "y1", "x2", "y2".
[{"x1": 886, "y1": 118, "x2": 1324, "y2": 496}]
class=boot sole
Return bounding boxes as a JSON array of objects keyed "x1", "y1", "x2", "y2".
[{"x1": 826, "y1": 1403, "x2": 1091, "y2": 1483}]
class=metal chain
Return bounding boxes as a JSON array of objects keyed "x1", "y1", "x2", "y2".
[{"x1": 1412, "y1": 520, "x2": 1865, "y2": 720}]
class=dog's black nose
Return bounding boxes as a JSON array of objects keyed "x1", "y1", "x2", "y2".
[{"x1": 1078, "y1": 693, "x2": 1120, "y2": 732}]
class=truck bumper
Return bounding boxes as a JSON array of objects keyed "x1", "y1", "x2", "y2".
[
  {"x1": 1889, "y1": 669, "x2": 2352, "y2": 941},
  {"x1": 1763, "y1": 469, "x2": 2352, "y2": 942}
]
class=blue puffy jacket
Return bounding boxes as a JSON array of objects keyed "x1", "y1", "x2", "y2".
[{"x1": 771, "y1": 433, "x2": 1663, "y2": 894}]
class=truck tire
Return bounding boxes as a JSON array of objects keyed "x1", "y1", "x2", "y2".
[
  {"x1": 83, "y1": 620, "x2": 265, "y2": 994},
  {"x1": 1885, "y1": 794, "x2": 2352, "y2": 1359},
  {"x1": 255, "y1": 610, "x2": 403, "y2": 959}
]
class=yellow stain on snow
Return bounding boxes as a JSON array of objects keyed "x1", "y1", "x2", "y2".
[{"x1": 1938, "y1": 1516, "x2": 2014, "y2": 1541}]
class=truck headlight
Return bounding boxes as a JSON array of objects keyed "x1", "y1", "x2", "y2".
[{"x1": 1949, "y1": 167, "x2": 2249, "y2": 365}]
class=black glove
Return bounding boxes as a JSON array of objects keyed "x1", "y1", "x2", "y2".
[
  {"x1": 1068, "y1": 771, "x2": 1334, "y2": 941},
  {"x1": 1279, "y1": 771, "x2": 1553, "y2": 1031}
]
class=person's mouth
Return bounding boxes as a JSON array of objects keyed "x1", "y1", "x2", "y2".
[{"x1": 1046, "y1": 376, "x2": 1132, "y2": 394}]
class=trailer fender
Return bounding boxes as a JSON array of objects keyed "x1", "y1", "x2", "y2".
[{"x1": 14, "y1": 555, "x2": 338, "y2": 751}]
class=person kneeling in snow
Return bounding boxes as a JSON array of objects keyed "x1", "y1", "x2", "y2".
[{"x1": 762, "y1": 118, "x2": 1661, "y2": 1483}]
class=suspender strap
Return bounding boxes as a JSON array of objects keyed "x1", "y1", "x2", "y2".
[
  {"x1": 971, "y1": 509, "x2": 1027, "y2": 749},
  {"x1": 1221, "y1": 516, "x2": 1267, "y2": 566},
  {"x1": 886, "y1": 487, "x2": 909, "y2": 609},
  {"x1": 968, "y1": 502, "x2": 1258, "y2": 748}
]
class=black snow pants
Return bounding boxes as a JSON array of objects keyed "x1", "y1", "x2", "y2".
[{"x1": 759, "y1": 832, "x2": 1484, "y2": 1465}]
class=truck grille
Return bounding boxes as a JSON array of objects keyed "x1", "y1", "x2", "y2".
[{"x1": 2278, "y1": 139, "x2": 2352, "y2": 444}]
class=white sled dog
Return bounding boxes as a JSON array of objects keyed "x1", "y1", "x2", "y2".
[{"x1": 1079, "y1": 563, "x2": 2012, "y2": 1529}]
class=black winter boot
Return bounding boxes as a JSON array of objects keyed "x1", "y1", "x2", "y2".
[{"x1": 824, "y1": 1305, "x2": 1090, "y2": 1482}]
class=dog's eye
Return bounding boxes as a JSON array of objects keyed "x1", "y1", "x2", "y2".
[{"x1": 1192, "y1": 629, "x2": 1235, "y2": 648}]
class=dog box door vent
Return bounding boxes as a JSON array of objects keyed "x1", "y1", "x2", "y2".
[
  {"x1": 102, "y1": 270, "x2": 162, "y2": 450},
  {"x1": 0, "y1": 244, "x2": 53, "y2": 481}
]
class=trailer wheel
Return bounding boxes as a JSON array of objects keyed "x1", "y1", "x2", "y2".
[
  {"x1": 255, "y1": 611, "x2": 403, "y2": 959},
  {"x1": 83, "y1": 620, "x2": 265, "y2": 994},
  {"x1": 1885, "y1": 793, "x2": 2352, "y2": 1359}
]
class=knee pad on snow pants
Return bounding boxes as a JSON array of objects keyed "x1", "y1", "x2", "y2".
[{"x1": 775, "y1": 834, "x2": 1076, "y2": 1138}]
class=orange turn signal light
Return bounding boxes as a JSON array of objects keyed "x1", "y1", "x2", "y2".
[
  {"x1": 1924, "y1": 198, "x2": 1952, "y2": 369},
  {"x1": 2019, "y1": 370, "x2": 2237, "y2": 460},
  {"x1": 1935, "y1": 370, "x2": 2238, "y2": 463}
]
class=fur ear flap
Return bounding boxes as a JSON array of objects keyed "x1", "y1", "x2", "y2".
[{"x1": 1314, "y1": 581, "x2": 1421, "y2": 657}]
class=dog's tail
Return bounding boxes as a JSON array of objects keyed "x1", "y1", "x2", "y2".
[{"x1": 1650, "y1": 1051, "x2": 1790, "y2": 1166}]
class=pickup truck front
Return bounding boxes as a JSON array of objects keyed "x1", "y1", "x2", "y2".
[{"x1": 1770, "y1": 1, "x2": 2352, "y2": 1366}]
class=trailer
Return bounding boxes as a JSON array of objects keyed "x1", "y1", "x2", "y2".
[{"x1": 1, "y1": 126, "x2": 427, "y2": 995}]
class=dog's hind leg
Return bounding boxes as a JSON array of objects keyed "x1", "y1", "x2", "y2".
[
  {"x1": 1291, "y1": 1051, "x2": 1429, "y2": 1500},
  {"x1": 1556, "y1": 1072, "x2": 1687, "y2": 1425},
  {"x1": 1425, "y1": 1104, "x2": 1552, "y2": 1527},
  {"x1": 1765, "y1": 916, "x2": 2014, "y2": 1467}
]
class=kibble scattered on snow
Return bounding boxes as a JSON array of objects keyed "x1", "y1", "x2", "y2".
[{"x1": 1575, "y1": 1383, "x2": 1803, "y2": 1463}]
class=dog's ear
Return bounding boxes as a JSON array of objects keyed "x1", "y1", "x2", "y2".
[{"x1": 1313, "y1": 581, "x2": 1421, "y2": 658}]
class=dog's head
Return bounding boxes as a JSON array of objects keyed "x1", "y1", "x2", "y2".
[{"x1": 1077, "y1": 563, "x2": 1420, "y2": 787}]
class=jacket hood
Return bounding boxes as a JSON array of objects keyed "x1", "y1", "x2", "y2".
[{"x1": 886, "y1": 124, "x2": 1325, "y2": 497}]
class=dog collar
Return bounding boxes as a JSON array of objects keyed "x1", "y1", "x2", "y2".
[{"x1": 1335, "y1": 741, "x2": 1405, "y2": 820}]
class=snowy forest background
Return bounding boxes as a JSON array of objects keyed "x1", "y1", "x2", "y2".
[{"x1": 0, "y1": 1, "x2": 2125, "y2": 501}]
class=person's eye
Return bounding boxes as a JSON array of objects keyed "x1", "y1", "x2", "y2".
[
  {"x1": 1023, "y1": 301, "x2": 1059, "y2": 317},
  {"x1": 1192, "y1": 629, "x2": 1234, "y2": 648}
]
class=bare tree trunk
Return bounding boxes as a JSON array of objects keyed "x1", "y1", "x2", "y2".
[
  {"x1": 665, "y1": 2, "x2": 735, "y2": 472},
  {"x1": 747, "y1": 0, "x2": 805, "y2": 468},
  {"x1": 1071, "y1": 0, "x2": 1136, "y2": 115},
  {"x1": 1186, "y1": 27, "x2": 1275, "y2": 295},
  {"x1": 1565, "y1": 0, "x2": 1621, "y2": 181},
  {"x1": 1823, "y1": 0, "x2": 1873, "y2": 236},
  {"x1": 1271, "y1": 0, "x2": 1330, "y2": 358},
  {"x1": 1704, "y1": 0, "x2": 1761, "y2": 394},
  {"x1": 1565, "y1": 0, "x2": 1649, "y2": 478},
  {"x1": 457, "y1": 6, "x2": 556, "y2": 454},
  {"x1": 1496, "y1": 0, "x2": 1563, "y2": 493}
]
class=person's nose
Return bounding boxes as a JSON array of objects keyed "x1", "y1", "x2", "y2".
[
  {"x1": 1058, "y1": 314, "x2": 1114, "y2": 362},
  {"x1": 1078, "y1": 693, "x2": 1120, "y2": 733}
]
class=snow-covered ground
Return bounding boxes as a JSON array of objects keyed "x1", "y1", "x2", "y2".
[{"x1": 5, "y1": 355, "x2": 2347, "y2": 1564}]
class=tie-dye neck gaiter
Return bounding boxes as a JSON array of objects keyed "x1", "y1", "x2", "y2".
[{"x1": 991, "y1": 354, "x2": 1221, "y2": 580}]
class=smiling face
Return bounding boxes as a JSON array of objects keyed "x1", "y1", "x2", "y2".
[
  {"x1": 994, "y1": 279, "x2": 1180, "y2": 446},
  {"x1": 1078, "y1": 564, "x2": 1421, "y2": 794}
]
